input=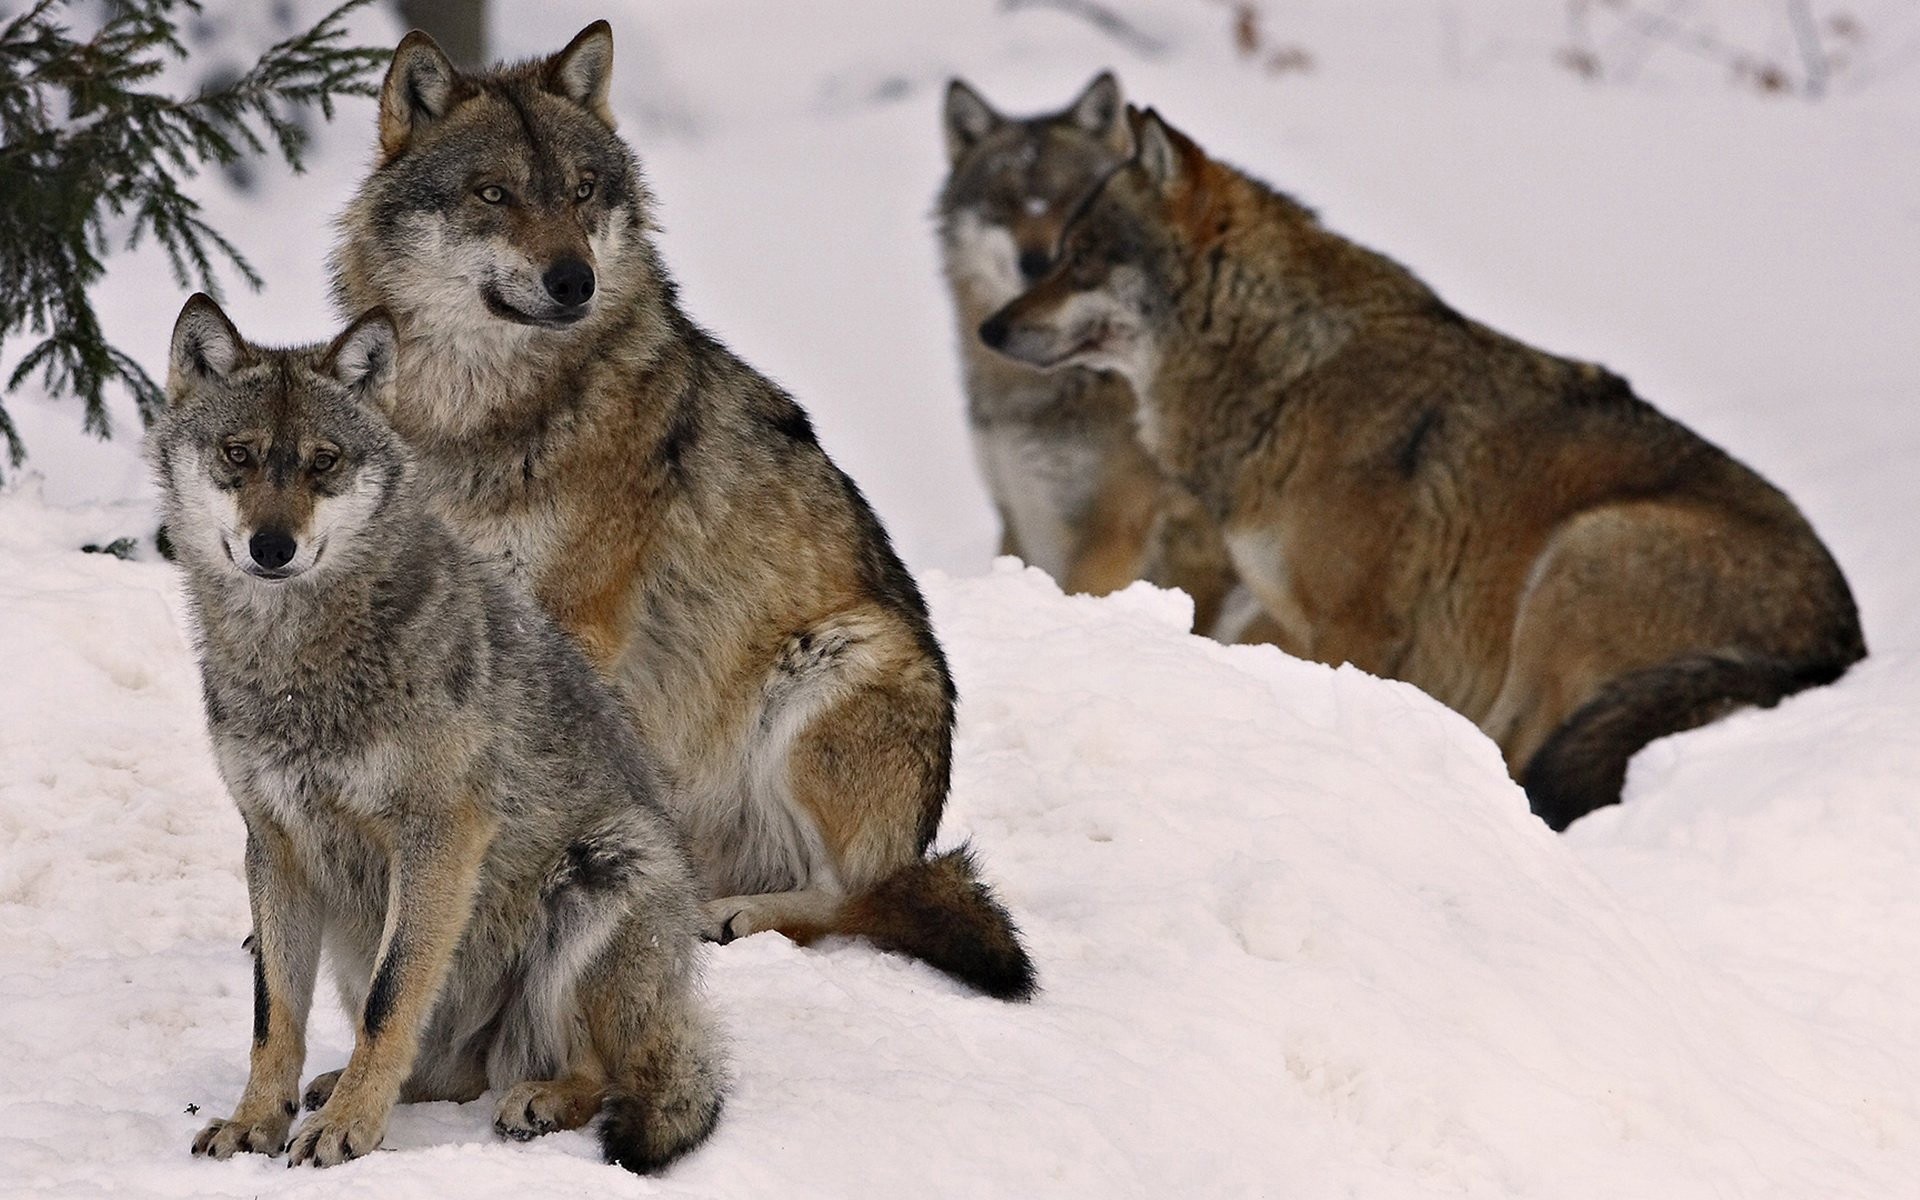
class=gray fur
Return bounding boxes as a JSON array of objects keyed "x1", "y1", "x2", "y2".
[{"x1": 161, "y1": 297, "x2": 723, "y2": 1173}]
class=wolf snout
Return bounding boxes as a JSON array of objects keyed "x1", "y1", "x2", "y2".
[
  {"x1": 542, "y1": 258, "x2": 596, "y2": 309},
  {"x1": 247, "y1": 530, "x2": 297, "y2": 572},
  {"x1": 978, "y1": 310, "x2": 1012, "y2": 351}
]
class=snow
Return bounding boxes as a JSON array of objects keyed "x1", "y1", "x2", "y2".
[{"x1": 4, "y1": 1, "x2": 1920, "y2": 1196}]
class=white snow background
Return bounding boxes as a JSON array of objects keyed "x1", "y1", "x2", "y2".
[{"x1": 3, "y1": 1, "x2": 1919, "y2": 1196}]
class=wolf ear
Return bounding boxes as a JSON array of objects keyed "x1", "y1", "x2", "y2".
[
  {"x1": 168, "y1": 293, "x2": 243, "y2": 399},
  {"x1": 379, "y1": 30, "x2": 459, "y2": 158},
  {"x1": 944, "y1": 79, "x2": 1002, "y2": 163},
  {"x1": 1067, "y1": 71, "x2": 1126, "y2": 152},
  {"x1": 1131, "y1": 108, "x2": 1185, "y2": 192},
  {"x1": 324, "y1": 310, "x2": 398, "y2": 410},
  {"x1": 546, "y1": 20, "x2": 616, "y2": 128}
]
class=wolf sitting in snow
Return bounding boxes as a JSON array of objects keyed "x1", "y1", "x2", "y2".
[
  {"x1": 982, "y1": 107, "x2": 1866, "y2": 829},
  {"x1": 156, "y1": 295, "x2": 724, "y2": 1173},
  {"x1": 330, "y1": 22, "x2": 1035, "y2": 1000},
  {"x1": 937, "y1": 71, "x2": 1269, "y2": 643}
]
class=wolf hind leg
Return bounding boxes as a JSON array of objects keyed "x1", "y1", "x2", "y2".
[
  {"x1": 584, "y1": 915, "x2": 725, "y2": 1174},
  {"x1": 701, "y1": 886, "x2": 844, "y2": 944},
  {"x1": 494, "y1": 1067, "x2": 607, "y2": 1141}
]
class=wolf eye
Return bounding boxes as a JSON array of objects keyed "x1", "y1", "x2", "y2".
[
  {"x1": 223, "y1": 444, "x2": 250, "y2": 467},
  {"x1": 477, "y1": 185, "x2": 506, "y2": 204},
  {"x1": 574, "y1": 179, "x2": 595, "y2": 202},
  {"x1": 311, "y1": 450, "x2": 338, "y2": 473}
]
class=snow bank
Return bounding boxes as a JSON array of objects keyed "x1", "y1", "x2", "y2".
[{"x1": 2, "y1": 498, "x2": 1914, "y2": 1197}]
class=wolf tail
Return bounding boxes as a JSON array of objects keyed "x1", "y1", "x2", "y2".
[
  {"x1": 596, "y1": 984, "x2": 726, "y2": 1174},
  {"x1": 837, "y1": 845, "x2": 1037, "y2": 1002},
  {"x1": 1521, "y1": 652, "x2": 1854, "y2": 831}
]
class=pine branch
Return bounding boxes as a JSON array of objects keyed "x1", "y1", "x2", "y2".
[{"x1": 0, "y1": 0, "x2": 390, "y2": 478}]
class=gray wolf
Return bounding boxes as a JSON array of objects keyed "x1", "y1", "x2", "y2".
[
  {"x1": 982, "y1": 107, "x2": 1866, "y2": 828},
  {"x1": 332, "y1": 24, "x2": 1035, "y2": 997},
  {"x1": 159, "y1": 295, "x2": 724, "y2": 1172},
  {"x1": 939, "y1": 72, "x2": 1255, "y2": 639}
]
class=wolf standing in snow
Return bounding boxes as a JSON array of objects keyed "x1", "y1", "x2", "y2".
[
  {"x1": 939, "y1": 73, "x2": 1259, "y2": 640},
  {"x1": 332, "y1": 24, "x2": 1035, "y2": 999},
  {"x1": 159, "y1": 296, "x2": 724, "y2": 1173},
  {"x1": 982, "y1": 108, "x2": 1866, "y2": 829}
]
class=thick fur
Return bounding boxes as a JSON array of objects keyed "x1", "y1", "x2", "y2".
[
  {"x1": 159, "y1": 297, "x2": 723, "y2": 1173},
  {"x1": 333, "y1": 26, "x2": 1034, "y2": 998},
  {"x1": 939, "y1": 73, "x2": 1257, "y2": 639},
  {"x1": 983, "y1": 108, "x2": 1866, "y2": 827}
]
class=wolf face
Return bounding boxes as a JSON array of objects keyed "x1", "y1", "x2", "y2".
[
  {"x1": 938, "y1": 72, "x2": 1132, "y2": 309},
  {"x1": 151, "y1": 295, "x2": 406, "y2": 588},
  {"x1": 977, "y1": 109, "x2": 1197, "y2": 392},
  {"x1": 334, "y1": 23, "x2": 647, "y2": 348}
]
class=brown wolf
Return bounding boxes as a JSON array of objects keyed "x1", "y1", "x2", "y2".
[
  {"x1": 982, "y1": 107, "x2": 1865, "y2": 828},
  {"x1": 939, "y1": 73, "x2": 1271, "y2": 639},
  {"x1": 332, "y1": 24, "x2": 1034, "y2": 997},
  {"x1": 159, "y1": 297, "x2": 723, "y2": 1173}
]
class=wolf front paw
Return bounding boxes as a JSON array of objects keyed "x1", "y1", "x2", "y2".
[
  {"x1": 190, "y1": 1105, "x2": 294, "y2": 1159},
  {"x1": 286, "y1": 1100, "x2": 386, "y2": 1167}
]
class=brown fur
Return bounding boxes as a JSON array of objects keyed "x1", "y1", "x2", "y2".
[
  {"x1": 938, "y1": 75, "x2": 1253, "y2": 639},
  {"x1": 983, "y1": 108, "x2": 1865, "y2": 826},
  {"x1": 334, "y1": 27, "x2": 1034, "y2": 996}
]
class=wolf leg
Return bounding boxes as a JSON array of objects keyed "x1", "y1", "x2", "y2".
[
  {"x1": 583, "y1": 916, "x2": 725, "y2": 1174},
  {"x1": 287, "y1": 800, "x2": 493, "y2": 1167},
  {"x1": 193, "y1": 818, "x2": 321, "y2": 1160}
]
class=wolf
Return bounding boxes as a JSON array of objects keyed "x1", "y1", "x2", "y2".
[
  {"x1": 981, "y1": 108, "x2": 1866, "y2": 829},
  {"x1": 158, "y1": 295, "x2": 724, "y2": 1173},
  {"x1": 331, "y1": 24, "x2": 1035, "y2": 998},
  {"x1": 939, "y1": 72, "x2": 1256, "y2": 639}
]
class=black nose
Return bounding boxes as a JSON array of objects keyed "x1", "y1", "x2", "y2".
[
  {"x1": 1018, "y1": 249, "x2": 1051, "y2": 282},
  {"x1": 248, "y1": 530, "x2": 296, "y2": 571},
  {"x1": 978, "y1": 311, "x2": 1011, "y2": 350},
  {"x1": 542, "y1": 258, "x2": 596, "y2": 308}
]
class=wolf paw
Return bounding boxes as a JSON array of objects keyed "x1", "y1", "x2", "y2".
[
  {"x1": 190, "y1": 1104, "x2": 294, "y2": 1159},
  {"x1": 301, "y1": 1069, "x2": 343, "y2": 1112},
  {"x1": 492, "y1": 1079, "x2": 600, "y2": 1141},
  {"x1": 286, "y1": 1100, "x2": 386, "y2": 1167},
  {"x1": 700, "y1": 897, "x2": 756, "y2": 944}
]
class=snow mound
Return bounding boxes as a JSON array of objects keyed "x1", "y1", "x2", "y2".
[{"x1": 2, "y1": 497, "x2": 1912, "y2": 1198}]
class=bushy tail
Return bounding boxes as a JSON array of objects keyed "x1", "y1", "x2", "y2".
[
  {"x1": 597, "y1": 993, "x2": 726, "y2": 1174},
  {"x1": 1521, "y1": 652, "x2": 1852, "y2": 831},
  {"x1": 838, "y1": 846, "x2": 1038, "y2": 1002}
]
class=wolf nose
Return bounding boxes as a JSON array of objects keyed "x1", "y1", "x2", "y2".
[
  {"x1": 248, "y1": 530, "x2": 297, "y2": 571},
  {"x1": 543, "y1": 259, "x2": 596, "y2": 308},
  {"x1": 978, "y1": 311, "x2": 1011, "y2": 350},
  {"x1": 1018, "y1": 250, "x2": 1051, "y2": 282}
]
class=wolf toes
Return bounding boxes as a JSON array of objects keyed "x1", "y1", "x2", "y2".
[
  {"x1": 492, "y1": 1079, "x2": 601, "y2": 1142},
  {"x1": 191, "y1": 1105, "x2": 293, "y2": 1159},
  {"x1": 700, "y1": 897, "x2": 755, "y2": 944},
  {"x1": 287, "y1": 1102, "x2": 385, "y2": 1168},
  {"x1": 302, "y1": 1069, "x2": 343, "y2": 1112}
]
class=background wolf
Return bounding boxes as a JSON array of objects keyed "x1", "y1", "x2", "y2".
[
  {"x1": 158, "y1": 296, "x2": 724, "y2": 1173},
  {"x1": 983, "y1": 108, "x2": 1866, "y2": 830},
  {"x1": 938, "y1": 72, "x2": 1256, "y2": 639},
  {"x1": 333, "y1": 24, "x2": 1034, "y2": 999}
]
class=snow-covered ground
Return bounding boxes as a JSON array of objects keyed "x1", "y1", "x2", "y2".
[{"x1": 4, "y1": 1, "x2": 1919, "y2": 1195}]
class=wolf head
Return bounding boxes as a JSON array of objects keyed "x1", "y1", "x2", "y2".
[
  {"x1": 937, "y1": 72, "x2": 1132, "y2": 309},
  {"x1": 151, "y1": 295, "x2": 409, "y2": 588},
  {"x1": 333, "y1": 22, "x2": 649, "y2": 344},
  {"x1": 977, "y1": 108, "x2": 1206, "y2": 390}
]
